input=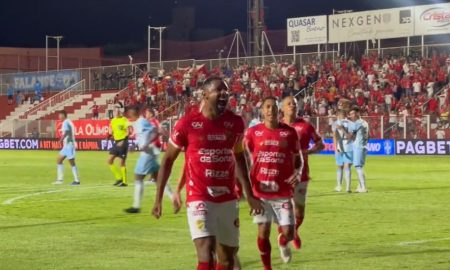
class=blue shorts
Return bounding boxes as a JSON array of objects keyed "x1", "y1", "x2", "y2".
[
  {"x1": 59, "y1": 144, "x2": 75, "y2": 160},
  {"x1": 353, "y1": 148, "x2": 367, "y2": 167},
  {"x1": 134, "y1": 153, "x2": 160, "y2": 176},
  {"x1": 335, "y1": 151, "x2": 353, "y2": 166}
]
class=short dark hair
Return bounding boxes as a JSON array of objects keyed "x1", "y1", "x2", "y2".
[
  {"x1": 201, "y1": 76, "x2": 228, "y2": 91},
  {"x1": 350, "y1": 106, "x2": 360, "y2": 113},
  {"x1": 261, "y1": 96, "x2": 278, "y2": 106},
  {"x1": 59, "y1": 110, "x2": 67, "y2": 117}
]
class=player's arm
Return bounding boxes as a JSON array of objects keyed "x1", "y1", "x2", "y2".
[
  {"x1": 286, "y1": 135, "x2": 302, "y2": 185},
  {"x1": 332, "y1": 128, "x2": 340, "y2": 153},
  {"x1": 172, "y1": 167, "x2": 186, "y2": 214},
  {"x1": 307, "y1": 129, "x2": 325, "y2": 154},
  {"x1": 152, "y1": 142, "x2": 181, "y2": 219},
  {"x1": 234, "y1": 139, "x2": 264, "y2": 216}
]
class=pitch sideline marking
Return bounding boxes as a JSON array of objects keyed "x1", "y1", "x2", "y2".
[
  {"x1": 1, "y1": 185, "x2": 114, "y2": 205},
  {"x1": 398, "y1": 237, "x2": 450, "y2": 246}
]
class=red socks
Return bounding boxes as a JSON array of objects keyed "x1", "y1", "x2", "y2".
[
  {"x1": 295, "y1": 216, "x2": 304, "y2": 231},
  {"x1": 278, "y1": 234, "x2": 289, "y2": 246},
  {"x1": 197, "y1": 262, "x2": 210, "y2": 270},
  {"x1": 257, "y1": 237, "x2": 272, "y2": 270}
]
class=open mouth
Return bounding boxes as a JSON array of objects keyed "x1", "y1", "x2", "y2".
[{"x1": 217, "y1": 98, "x2": 228, "y2": 109}]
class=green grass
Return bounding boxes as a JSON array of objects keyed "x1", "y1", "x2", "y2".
[{"x1": 0, "y1": 151, "x2": 449, "y2": 270}]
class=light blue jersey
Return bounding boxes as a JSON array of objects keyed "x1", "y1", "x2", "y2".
[
  {"x1": 349, "y1": 119, "x2": 369, "y2": 150},
  {"x1": 349, "y1": 118, "x2": 369, "y2": 167},
  {"x1": 133, "y1": 118, "x2": 160, "y2": 175},
  {"x1": 134, "y1": 118, "x2": 158, "y2": 155},
  {"x1": 59, "y1": 119, "x2": 76, "y2": 159},
  {"x1": 332, "y1": 119, "x2": 353, "y2": 152}
]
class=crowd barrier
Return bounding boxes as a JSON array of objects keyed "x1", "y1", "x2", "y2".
[{"x1": 1, "y1": 138, "x2": 449, "y2": 155}]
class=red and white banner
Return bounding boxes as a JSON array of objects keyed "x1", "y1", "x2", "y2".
[{"x1": 56, "y1": 120, "x2": 110, "y2": 139}]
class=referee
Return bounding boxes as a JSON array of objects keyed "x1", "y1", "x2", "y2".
[{"x1": 108, "y1": 107, "x2": 130, "y2": 187}]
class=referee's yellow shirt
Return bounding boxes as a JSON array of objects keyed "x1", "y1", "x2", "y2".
[{"x1": 110, "y1": 116, "x2": 129, "y2": 141}]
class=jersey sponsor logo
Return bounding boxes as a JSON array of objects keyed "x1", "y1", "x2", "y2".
[
  {"x1": 259, "y1": 181, "x2": 280, "y2": 193},
  {"x1": 255, "y1": 131, "x2": 264, "y2": 137},
  {"x1": 261, "y1": 140, "x2": 280, "y2": 146},
  {"x1": 279, "y1": 131, "x2": 289, "y2": 137},
  {"x1": 281, "y1": 202, "x2": 292, "y2": 209},
  {"x1": 189, "y1": 202, "x2": 207, "y2": 217},
  {"x1": 207, "y1": 134, "x2": 227, "y2": 141},
  {"x1": 191, "y1": 122, "x2": 204, "y2": 129},
  {"x1": 224, "y1": 121, "x2": 234, "y2": 129},
  {"x1": 256, "y1": 151, "x2": 286, "y2": 163},
  {"x1": 207, "y1": 186, "x2": 231, "y2": 197},
  {"x1": 198, "y1": 148, "x2": 234, "y2": 163},
  {"x1": 205, "y1": 169, "x2": 230, "y2": 178},
  {"x1": 260, "y1": 167, "x2": 280, "y2": 177}
]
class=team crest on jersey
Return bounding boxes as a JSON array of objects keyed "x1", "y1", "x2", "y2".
[
  {"x1": 223, "y1": 121, "x2": 234, "y2": 129},
  {"x1": 255, "y1": 131, "x2": 264, "y2": 137},
  {"x1": 279, "y1": 131, "x2": 289, "y2": 137},
  {"x1": 191, "y1": 122, "x2": 204, "y2": 129}
]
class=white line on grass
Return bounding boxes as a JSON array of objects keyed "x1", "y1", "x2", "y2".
[
  {"x1": 398, "y1": 237, "x2": 450, "y2": 246},
  {"x1": 1, "y1": 185, "x2": 116, "y2": 205}
]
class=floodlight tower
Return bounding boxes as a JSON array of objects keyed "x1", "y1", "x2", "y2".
[
  {"x1": 45, "y1": 35, "x2": 63, "y2": 71},
  {"x1": 148, "y1": 26, "x2": 167, "y2": 71},
  {"x1": 247, "y1": 0, "x2": 265, "y2": 57}
]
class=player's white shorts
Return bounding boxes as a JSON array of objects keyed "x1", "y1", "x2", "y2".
[
  {"x1": 59, "y1": 143, "x2": 75, "y2": 160},
  {"x1": 293, "y1": 181, "x2": 309, "y2": 206},
  {"x1": 134, "y1": 153, "x2": 160, "y2": 175},
  {"x1": 187, "y1": 200, "x2": 239, "y2": 247},
  {"x1": 253, "y1": 198, "x2": 294, "y2": 226}
]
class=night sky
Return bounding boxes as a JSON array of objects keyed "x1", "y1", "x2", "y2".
[{"x1": 0, "y1": 0, "x2": 446, "y2": 48}]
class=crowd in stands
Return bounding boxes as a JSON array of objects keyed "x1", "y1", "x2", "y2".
[{"x1": 116, "y1": 50, "x2": 450, "y2": 139}]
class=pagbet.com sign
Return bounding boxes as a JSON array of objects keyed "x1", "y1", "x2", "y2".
[
  {"x1": 287, "y1": 15, "x2": 327, "y2": 46},
  {"x1": 396, "y1": 140, "x2": 450, "y2": 155},
  {"x1": 414, "y1": 3, "x2": 450, "y2": 35}
]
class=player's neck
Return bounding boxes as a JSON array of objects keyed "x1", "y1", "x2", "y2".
[
  {"x1": 201, "y1": 104, "x2": 221, "y2": 120},
  {"x1": 283, "y1": 115, "x2": 296, "y2": 124},
  {"x1": 264, "y1": 120, "x2": 279, "y2": 130}
]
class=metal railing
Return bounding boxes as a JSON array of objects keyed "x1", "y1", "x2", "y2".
[
  {"x1": 8, "y1": 114, "x2": 448, "y2": 140},
  {"x1": 20, "y1": 80, "x2": 86, "y2": 119}
]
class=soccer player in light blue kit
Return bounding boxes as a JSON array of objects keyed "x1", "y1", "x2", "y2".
[
  {"x1": 124, "y1": 107, "x2": 160, "y2": 214},
  {"x1": 348, "y1": 106, "x2": 369, "y2": 193},
  {"x1": 54, "y1": 110, "x2": 80, "y2": 185},
  {"x1": 332, "y1": 110, "x2": 353, "y2": 193}
]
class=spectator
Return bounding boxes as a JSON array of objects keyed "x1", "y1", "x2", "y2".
[
  {"x1": 16, "y1": 91, "x2": 24, "y2": 105},
  {"x1": 34, "y1": 79, "x2": 42, "y2": 102},
  {"x1": 6, "y1": 84, "x2": 14, "y2": 105},
  {"x1": 91, "y1": 101, "x2": 99, "y2": 119},
  {"x1": 30, "y1": 128, "x2": 40, "y2": 138},
  {"x1": 107, "y1": 100, "x2": 115, "y2": 119}
]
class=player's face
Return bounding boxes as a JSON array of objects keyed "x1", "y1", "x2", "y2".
[
  {"x1": 262, "y1": 99, "x2": 278, "y2": 123},
  {"x1": 205, "y1": 80, "x2": 229, "y2": 114},
  {"x1": 127, "y1": 109, "x2": 139, "y2": 121},
  {"x1": 144, "y1": 109, "x2": 153, "y2": 119},
  {"x1": 58, "y1": 113, "x2": 65, "y2": 121},
  {"x1": 282, "y1": 96, "x2": 297, "y2": 117},
  {"x1": 349, "y1": 110, "x2": 358, "y2": 121}
]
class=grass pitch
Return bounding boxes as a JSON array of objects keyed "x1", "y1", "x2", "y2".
[{"x1": 0, "y1": 151, "x2": 449, "y2": 270}]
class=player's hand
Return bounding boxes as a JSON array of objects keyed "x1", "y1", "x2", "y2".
[
  {"x1": 247, "y1": 196, "x2": 264, "y2": 216},
  {"x1": 285, "y1": 172, "x2": 300, "y2": 186},
  {"x1": 172, "y1": 192, "x2": 182, "y2": 214},
  {"x1": 152, "y1": 201, "x2": 162, "y2": 219}
]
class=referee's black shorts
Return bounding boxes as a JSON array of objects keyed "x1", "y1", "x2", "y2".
[{"x1": 109, "y1": 138, "x2": 129, "y2": 159}]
